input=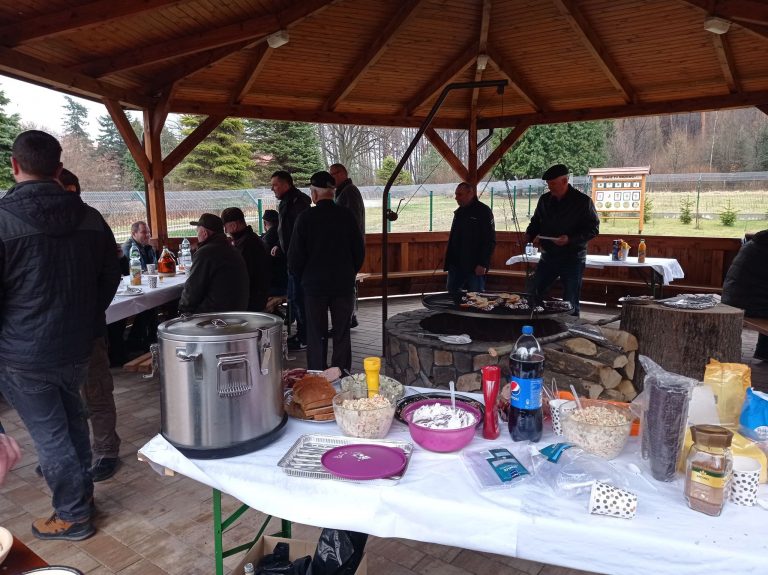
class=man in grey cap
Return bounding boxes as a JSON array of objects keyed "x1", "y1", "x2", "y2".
[
  {"x1": 524, "y1": 164, "x2": 599, "y2": 315},
  {"x1": 179, "y1": 213, "x2": 249, "y2": 314}
]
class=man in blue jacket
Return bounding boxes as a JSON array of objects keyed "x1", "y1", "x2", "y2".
[{"x1": 0, "y1": 131, "x2": 121, "y2": 541}]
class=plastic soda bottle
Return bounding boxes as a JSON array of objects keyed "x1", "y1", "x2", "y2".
[
  {"x1": 129, "y1": 245, "x2": 142, "y2": 286},
  {"x1": 181, "y1": 237, "x2": 192, "y2": 270},
  {"x1": 525, "y1": 242, "x2": 534, "y2": 256},
  {"x1": 637, "y1": 239, "x2": 646, "y2": 263},
  {"x1": 508, "y1": 325, "x2": 544, "y2": 442}
]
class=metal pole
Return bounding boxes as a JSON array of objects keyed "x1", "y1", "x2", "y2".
[
  {"x1": 490, "y1": 186, "x2": 494, "y2": 210},
  {"x1": 429, "y1": 190, "x2": 433, "y2": 231},
  {"x1": 257, "y1": 198, "x2": 263, "y2": 235},
  {"x1": 527, "y1": 185, "x2": 532, "y2": 217},
  {"x1": 381, "y1": 79, "x2": 508, "y2": 356}
]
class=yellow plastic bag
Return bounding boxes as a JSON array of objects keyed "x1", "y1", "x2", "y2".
[
  {"x1": 679, "y1": 428, "x2": 767, "y2": 483},
  {"x1": 702, "y1": 359, "x2": 751, "y2": 428}
]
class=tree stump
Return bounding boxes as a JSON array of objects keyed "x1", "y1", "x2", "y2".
[{"x1": 620, "y1": 302, "x2": 743, "y2": 385}]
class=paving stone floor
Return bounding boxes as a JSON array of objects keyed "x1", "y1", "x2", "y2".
[{"x1": 1, "y1": 297, "x2": 765, "y2": 574}]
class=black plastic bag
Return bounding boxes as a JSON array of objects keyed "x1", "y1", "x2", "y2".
[
  {"x1": 255, "y1": 542, "x2": 311, "y2": 575},
  {"x1": 307, "y1": 529, "x2": 368, "y2": 575}
]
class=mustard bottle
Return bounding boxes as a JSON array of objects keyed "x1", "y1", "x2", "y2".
[{"x1": 363, "y1": 356, "x2": 381, "y2": 397}]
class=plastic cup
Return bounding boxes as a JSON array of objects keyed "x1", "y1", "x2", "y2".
[
  {"x1": 146, "y1": 264, "x2": 157, "y2": 274},
  {"x1": 729, "y1": 456, "x2": 761, "y2": 506},
  {"x1": 549, "y1": 398, "x2": 568, "y2": 436},
  {"x1": 148, "y1": 275, "x2": 158, "y2": 288},
  {"x1": 589, "y1": 481, "x2": 638, "y2": 519}
]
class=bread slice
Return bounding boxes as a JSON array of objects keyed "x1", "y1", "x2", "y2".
[
  {"x1": 311, "y1": 411, "x2": 336, "y2": 421},
  {"x1": 293, "y1": 379, "x2": 336, "y2": 408}
]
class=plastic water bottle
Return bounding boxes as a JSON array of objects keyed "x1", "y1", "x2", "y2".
[
  {"x1": 181, "y1": 237, "x2": 192, "y2": 270},
  {"x1": 508, "y1": 325, "x2": 544, "y2": 442},
  {"x1": 525, "y1": 242, "x2": 534, "y2": 256},
  {"x1": 129, "y1": 245, "x2": 142, "y2": 286}
]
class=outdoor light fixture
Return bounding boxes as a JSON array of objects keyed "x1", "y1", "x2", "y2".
[
  {"x1": 704, "y1": 16, "x2": 731, "y2": 35},
  {"x1": 476, "y1": 54, "x2": 489, "y2": 71},
  {"x1": 267, "y1": 30, "x2": 290, "y2": 48}
]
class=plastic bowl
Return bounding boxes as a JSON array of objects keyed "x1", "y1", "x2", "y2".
[
  {"x1": 332, "y1": 390, "x2": 396, "y2": 439},
  {"x1": 400, "y1": 398, "x2": 483, "y2": 428},
  {"x1": 340, "y1": 374, "x2": 405, "y2": 403},
  {"x1": 0, "y1": 526, "x2": 12, "y2": 565},
  {"x1": 404, "y1": 401, "x2": 478, "y2": 453},
  {"x1": 561, "y1": 399, "x2": 632, "y2": 459}
]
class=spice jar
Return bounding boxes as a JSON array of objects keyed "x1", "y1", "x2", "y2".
[{"x1": 684, "y1": 425, "x2": 733, "y2": 516}]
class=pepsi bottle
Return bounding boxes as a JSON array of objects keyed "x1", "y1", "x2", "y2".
[{"x1": 508, "y1": 325, "x2": 544, "y2": 442}]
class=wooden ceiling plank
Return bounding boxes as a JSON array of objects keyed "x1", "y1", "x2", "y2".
[
  {"x1": 477, "y1": 121, "x2": 530, "y2": 181},
  {"x1": 711, "y1": 34, "x2": 741, "y2": 93},
  {"x1": 471, "y1": 0, "x2": 492, "y2": 110},
  {"x1": 103, "y1": 98, "x2": 151, "y2": 182},
  {"x1": 678, "y1": 0, "x2": 768, "y2": 40},
  {"x1": 0, "y1": 46, "x2": 150, "y2": 108},
  {"x1": 425, "y1": 128, "x2": 469, "y2": 182},
  {"x1": 323, "y1": 0, "x2": 424, "y2": 112},
  {"x1": 485, "y1": 43, "x2": 542, "y2": 112},
  {"x1": 231, "y1": 44, "x2": 272, "y2": 104},
  {"x1": 404, "y1": 40, "x2": 478, "y2": 115},
  {"x1": 0, "y1": 0, "x2": 183, "y2": 46},
  {"x1": 75, "y1": 0, "x2": 338, "y2": 77},
  {"x1": 163, "y1": 115, "x2": 225, "y2": 174},
  {"x1": 551, "y1": 0, "x2": 635, "y2": 103}
]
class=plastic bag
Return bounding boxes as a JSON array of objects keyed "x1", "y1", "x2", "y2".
[
  {"x1": 308, "y1": 529, "x2": 367, "y2": 575},
  {"x1": 638, "y1": 356, "x2": 697, "y2": 482},
  {"x1": 256, "y1": 542, "x2": 311, "y2": 575},
  {"x1": 740, "y1": 388, "x2": 768, "y2": 442},
  {"x1": 657, "y1": 293, "x2": 720, "y2": 310},
  {"x1": 531, "y1": 443, "x2": 629, "y2": 498},
  {"x1": 702, "y1": 359, "x2": 751, "y2": 427},
  {"x1": 462, "y1": 446, "x2": 533, "y2": 489}
]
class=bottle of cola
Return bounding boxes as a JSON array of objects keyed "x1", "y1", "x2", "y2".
[{"x1": 508, "y1": 325, "x2": 544, "y2": 442}]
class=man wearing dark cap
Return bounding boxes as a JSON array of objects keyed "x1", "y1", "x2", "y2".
[
  {"x1": 221, "y1": 206, "x2": 271, "y2": 312},
  {"x1": 179, "y1": 213, "x2": 249, "y2": 314},
  {"x1": 524, "y1": 164, "x2": 600, "y2": 315},
  {"x1": 261, "y1": 209, "x2": 288, "y2": 296},
  {"x1": 288, "y1": 171, "x2": 365, "y2": 371}
]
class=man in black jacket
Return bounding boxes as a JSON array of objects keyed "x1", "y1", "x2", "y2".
[
  {"x1": 221, "y1": 206, "x2": 271, "y2": 312},
  {"x1": 0, "y1": 130, "x2": 121, "y2": 541},
  {"x1": 288, "y1": 171, "x2": 365, "y2": 371},
  {"x1": 179, "y1": 213, "x2": 249, "y2": 314},
  {"x1": 261, "y1": 209, "x2": 288, "y2": 296},
  {"x1": 121, "y1": 221, "x2": 156, "y2": 270},
  {"x1": 272, "y1": 170, "x2": 311, "y2": 350},
  {"x1": 525, "y1": 164, "x2": 600, "y2": 316},
  {"x1": 444, "y1": 182, "x2": 496, "y2": 297}
]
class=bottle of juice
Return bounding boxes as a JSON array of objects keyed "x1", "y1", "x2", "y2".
[{"x1": 638, "y1": 239, "x2": 646, "y2": 263}]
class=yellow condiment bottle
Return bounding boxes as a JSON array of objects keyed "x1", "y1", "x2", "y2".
[{"x1": 363, "y1": 356, "x2": 381, "y2": 398}]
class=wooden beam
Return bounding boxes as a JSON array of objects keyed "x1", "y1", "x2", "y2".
[
  {"x1": 403, "y1": 40, "x2": 477, "y2": 115},
  {"x1": 323, "y1": 0, "x2": 423, "y2": 112},
  {"x1": 0, "y1": 46, "x2": 151, "y2": 108},
  {"x1": 485, "y1": 43, "x2": 542, "y2": 112},
  {"x1": 74, "y1": 0, "x2": 337, "y2": 77},
  {"x1": 468, "y1": 112, "x2": 478, "y2": 186},
  {"x1": 711, "y1": 34, "x2": 741, "y2": 93},
  {"x1": 477, "y1": 122, "x2": 530, "y2": 181},
  {"x1": 162, "y1": 115, "x2": 225, "y2": 175},
  {"x1": 470, "y1": 0, "x2": 492, "y2": 111},
  {"x1": 0, "y1": 0, "x2": 183, "y2": 46},
  {"x1": 551, "y1": 0, "x2": 634, "y2": 103},
  {"x1": 143, "y1": 108, "x2": 168, "y2": 242},
  {"x1": 103, "y1": 99, "x2": 150, "y2": 182},
  {"x1": 679, "y1": 0, "x2": 768, "y2": 26},
  {"x1": 231, "y1": 44, "x2": 272, "y2": 104},
  {"x1": 425, "y1": 128, "x2": 469, "y2": 182}
]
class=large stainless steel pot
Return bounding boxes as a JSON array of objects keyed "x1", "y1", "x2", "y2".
[{"x1": 157, "y1": 312, "x2": 286, "y2": 458}]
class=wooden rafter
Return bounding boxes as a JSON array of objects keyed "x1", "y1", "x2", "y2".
[
  {"x1": 552, "y1": 0, "x2": 635, "y2": 104},
  {"x1": 162, "y1": 115, "x2": 225, "y2": 175},
  {"x1": 711, "y1": 34, "x2": 741, "y2": 93},
  {"x1": 485, "y1": 43, "x2": 542, "y2": 112},
  {"x1": 0, "y1": 46, "x2": 150, "y2": 108},
  {"x1": 425, "y1": 128, "x2": 468, "y2": 182},
  {"x1": 231, "y1": 44, "x2": 272, "y2": 104},
  {"x1": 477, "y1": 121, "x2": 530, "y2": 181},
  {"x1": 678, "y1": 0, "x2": 768, "y2": 41},
  {"x1": 74, "y1": 0, "x2": 337, "y2": 77},
  {"x1": 403, "y1": 40, "x2": 477, "y2": 115},
  {"x1": 323, "y1": 0, "x2": 423, "y2": 112},
  {"x1": 103, "y1": 99, "x2": 150, "y2": 182},
  {"x1": 471, "y1": 0, "x2": 492, "y2": 111},
  {"x1": 0, "y1": 0, "x2": 183, "y2": 46}
]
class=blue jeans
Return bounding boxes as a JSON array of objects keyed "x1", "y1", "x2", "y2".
[
  {"x1": 446, "y1": 267, "x2": 486, "y2": 296},
  {"x1": 531, "y1": 252, "x2": 586, "y2": 315},
  {"x1": 288, "y1": 273, "x2": 306, "y2": 342},
  {"x1": 0, "y1": 362, "x2": 93, "y2": 521}
]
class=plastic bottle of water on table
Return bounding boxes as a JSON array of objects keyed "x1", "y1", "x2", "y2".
[{"x1": 508, "y1": 325, "x2": 544, "y2": 442}]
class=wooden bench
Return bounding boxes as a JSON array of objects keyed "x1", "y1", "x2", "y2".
[
  {"x1": 744, "y1": 317, "x2": 768, "y2": 336},
  {"x1": 123, "y1": 352, "x2": 153, "y2": 373}
]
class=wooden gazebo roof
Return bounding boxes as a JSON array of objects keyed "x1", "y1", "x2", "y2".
[{"x1": 1, "y1": 0, "x2": 767, "y2": 130}]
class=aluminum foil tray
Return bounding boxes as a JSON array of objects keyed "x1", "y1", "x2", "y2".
[{"x1": 277, "y1": 433, "x2": 413, "y2": 485}]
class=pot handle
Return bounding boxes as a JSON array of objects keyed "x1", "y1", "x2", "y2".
[
  {"x1": 142, "y1": 343, "x2": 160, "y2": 379},
  {"x1": 217, "y1": 354, "x2": 252, "y2": 398},
  {"x1": 257, "y1": 330, "x2": 272, "y2": 376},
  {"x1": 176, "y1": 348, "x2": 200, "y2": 362}
]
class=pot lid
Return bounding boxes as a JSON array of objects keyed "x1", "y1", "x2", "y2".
[{"x1": 159, "y1": 312, "x2": 281, "y2": 340}]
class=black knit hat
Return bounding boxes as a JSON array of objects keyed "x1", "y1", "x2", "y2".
[
  {"x1": 262, "y1": 209, "x2": 279, "y2": 223},
  {"x1": 221, "y1": 206, "x2": 245, "y2": 224},
  {"x1": 308, "y1": 170, "x2": 336, "y2": 189}
]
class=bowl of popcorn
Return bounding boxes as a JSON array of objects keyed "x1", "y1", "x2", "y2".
[
  {"x1": 340, "y1": 373, "x2": 405, "y2": 403},
  {"x1": 561, "y1": 399, "x2": 632, "y2": 460},
  {"x1": 404, "y1": 400, "x2": 479, "y2": 453},
  {"x1": 332, "y1": 390, "x2": 396, "y2": 439}
]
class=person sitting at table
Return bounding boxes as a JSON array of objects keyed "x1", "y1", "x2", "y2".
[
  {"x1": 122, "y1": 221, "x2": 156, "y2": 269},
  {"x1": 120, "y1": 220, "x2": 159, "y2": 352},
  {"x1": 524, "y1": 163, "x2": 600, "y2": 316},
  {"x1": 179, "y1": 213, "x2": 249, "y2": 314},
  {"x1": 261, "y1": 209, "x2": 288, "y2": 297},
  {"x1": 722, "y1": 228, "x2": 768, "y2": 361},
  {"x1": 221, "y1": 206, "x2": 271, "y2": 312}
]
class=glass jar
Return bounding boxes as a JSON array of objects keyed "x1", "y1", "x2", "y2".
[
  {"x1": 684, "y1": 424, "x2": 733, "y2": 516},
  {"x1": 157, "y1": 246, "x2": 177, "y2": 277}
]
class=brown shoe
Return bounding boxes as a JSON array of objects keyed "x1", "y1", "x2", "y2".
[{"x1": 31, "y1": 513, "x2": 95, "y2": 541}]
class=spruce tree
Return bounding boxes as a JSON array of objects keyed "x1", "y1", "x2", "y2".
[
  {"x1": 244, "y1": 120, "x2": 323, "y2": 185},
  {"x1": 0, "y1": 90, "x2": 22, "y2": 189},
  {"x1": 62, "y1": 96, "x2": 90, "y2": 142}
]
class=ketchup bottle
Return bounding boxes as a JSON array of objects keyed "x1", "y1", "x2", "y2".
[{"x1": 481, "y1": 365, "x2": 501, "y2": 439}]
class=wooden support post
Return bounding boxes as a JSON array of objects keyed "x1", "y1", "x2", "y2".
[
  {"x1": 468, "y1": 112, "x2": 478, "y2": 187},
  {"x1": 425, "y1": 128, "x2": 468, "y2": 182},
  {"x1": 143, "y1": 106, "x2": 168, "y2": 243}
]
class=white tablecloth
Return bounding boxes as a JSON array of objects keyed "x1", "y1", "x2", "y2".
[
  {"x1": 106, "y1": 274, "x2": 186, "y2": 324},
  {"x1": 506, "y1": 254, "x2": 685, "y2": 285},
  {"x1": 138, "y1": 389, "x2": 766, "y2": 575}
]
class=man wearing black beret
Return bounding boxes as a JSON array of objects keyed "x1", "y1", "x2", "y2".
[{"x1": 524, "y1": 164, "x2": 600, "y2": 315}]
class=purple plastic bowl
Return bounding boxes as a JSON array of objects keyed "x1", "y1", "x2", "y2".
[{"x1": 403, "y1": 399, "x2": 479, "y2": 453}]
